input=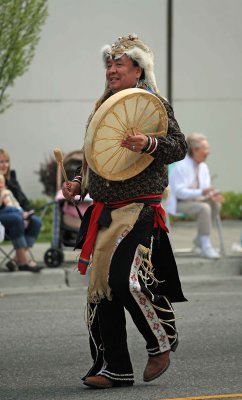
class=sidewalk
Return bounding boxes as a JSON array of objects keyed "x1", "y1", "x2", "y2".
[{"x1": 0, "y1": 220, "x2": 241, "y2": 295}]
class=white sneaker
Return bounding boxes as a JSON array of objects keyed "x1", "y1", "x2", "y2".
[
  {"x1": 193, "y1": 236, "x2": 201, "y2": 249},
  {"x1": 201, "y1": 246, "x2": 220, "y2": 259},
  {"x1": 231, "y1": 243, "x2": 242, "y2": 253},
  {"x1": 192, "y1": 237, "x2": 202, "y2": 254}
]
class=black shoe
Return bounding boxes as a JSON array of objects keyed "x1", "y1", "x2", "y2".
[
  {"x1": 6, "y1": 260, "x2": 18, "y2": 272},
  {"x1": 18, "y1": 264, "x2": 44, "y2": 273}
]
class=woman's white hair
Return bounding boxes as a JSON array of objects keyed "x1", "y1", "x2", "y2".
[{"x1": 186, "y1": 133, "x2": 208, "y2": 156}]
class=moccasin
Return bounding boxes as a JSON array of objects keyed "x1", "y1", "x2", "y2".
[
  {"x1": 143, "y1": 350, "x2": 170, "y2": 382},
  {"x1": 83, "y1": 375, "x2": 133, "y2": 389}
]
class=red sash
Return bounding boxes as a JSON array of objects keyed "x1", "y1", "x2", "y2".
[{"x1": 78, "y1": 194, "x2": 168, "y2": 275}]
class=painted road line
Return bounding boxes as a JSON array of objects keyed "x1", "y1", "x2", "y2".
[{"x1": 161, "y1": 394, "x2": 242, "y2": 400}]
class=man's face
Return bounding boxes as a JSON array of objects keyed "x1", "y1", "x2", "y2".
[
  {"x1": 106, "y1": 54, "x2": 142, "y2": 93},
  {"x1": 192, "y1": 139, "x2": 210, "y2": 163}
]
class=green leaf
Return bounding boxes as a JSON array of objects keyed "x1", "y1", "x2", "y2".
[{"x1": 0, "y1": 0, "x2": 48, "y2": 113}]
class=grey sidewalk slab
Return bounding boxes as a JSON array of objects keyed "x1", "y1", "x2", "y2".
[
  {"x1": 0, "y1": 269, "x2": 67, "y2": 295},
  {"x1": 175, "y1": 254, "x2": 242, "y2": 276},
  {"x1": 0, "y1": 220, "x2": 241, "y2": 294}
]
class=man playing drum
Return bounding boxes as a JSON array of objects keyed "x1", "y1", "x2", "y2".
[{"x1": 62, "y1": 34, "x2": 187, "y2": 389}]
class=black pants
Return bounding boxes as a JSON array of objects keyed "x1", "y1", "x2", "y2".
[{"x1": 84, "y1": 212, "x2": 178, "y2": 384}]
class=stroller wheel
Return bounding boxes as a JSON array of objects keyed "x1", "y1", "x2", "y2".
[{"x1": 44, "y1": 248, "x2": 64, "y2": 268}]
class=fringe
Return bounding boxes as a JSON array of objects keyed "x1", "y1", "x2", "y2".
[{"x1": 138, "y1": 241, "x2": 164, "y2": 287}]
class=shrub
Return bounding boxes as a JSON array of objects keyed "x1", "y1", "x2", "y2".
[
  {"x1": 36, "y1": 156, "x2": 57, "y2": 198},
  {"x1": 30, "y1": 198, "x2": 54, "y2": 242},
  {"x1": 221, "y1": 192, "x2": 242, "y2": 219}
]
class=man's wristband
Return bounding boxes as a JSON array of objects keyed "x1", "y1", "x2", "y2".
[
  {"x1": 146, "y1": 137, "x2": 158, "y2": 155},
  {"x1": 72, "y1": 175, "x2": 82, "y2": 186},
  {"x1": 141, "y1": 136, "x2": 152, "y2": 153}
]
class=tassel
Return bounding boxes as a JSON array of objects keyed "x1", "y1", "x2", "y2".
[{"x1": 78, "y1": 257, "x2": 89, "y2": 275}]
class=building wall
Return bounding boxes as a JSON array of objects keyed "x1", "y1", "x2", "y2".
[
  {"x1": 173, "y1": 0, "x2": 242, "y2": 191},
  {"x1": 0, "y1": 0, "x2": 241, "y2": 198}
]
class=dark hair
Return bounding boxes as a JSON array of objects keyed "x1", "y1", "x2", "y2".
[{"x1": 132, "y1": 59, "x2": 145, "y2": 79}]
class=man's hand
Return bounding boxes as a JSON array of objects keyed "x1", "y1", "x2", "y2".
[
  {"x1": 121, "y1": 130, "x2": 148, "y2": 153},
  {"x1": 202, "y1": 187, "x2": 224, "y2": 203},
  {"x1": 210, "y1": 192, "x2": 224, "y2": 204},
  {"x1": 202, "y1": 187, "x2": 214, "y2": 197},
  {"x1": 62, "y1": 181, "x2": 80, "y2": 200}
]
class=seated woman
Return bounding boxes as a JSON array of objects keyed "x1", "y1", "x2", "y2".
[
  {"x1": 0, "y1": 173, "x2": 34, "y2": 227},
  {"x1": 0, "y1": 149, "x2": 43, "y2": 272}
]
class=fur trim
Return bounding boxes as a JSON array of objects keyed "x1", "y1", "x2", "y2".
[
  {"x1": 125, "y1": 47, "x2": 154, "y2": 70},
  {"x1": 101, "y1": 44, "x2": 112, "y2": 63}
]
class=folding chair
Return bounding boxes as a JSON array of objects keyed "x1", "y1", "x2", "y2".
[
  {"x1": 0, "y1": 202, "x2": 54, "y2": 270},
  {"x1": 0, "y1": 222, "x2": 5, "y2": 244},
  {"x1": 0, "y1": 222, "x2": 15, "y2": 267}
]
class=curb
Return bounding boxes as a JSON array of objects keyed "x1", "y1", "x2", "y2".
[
  {"x1": 176, "y1": 255, "x2": 242, "y2": 276},
  {"x1": 0, "y1": 269, "x2": 67, "y2": 295},
  {"x1": 0, "y1": 255, "x2": 241, "y2": 295}
]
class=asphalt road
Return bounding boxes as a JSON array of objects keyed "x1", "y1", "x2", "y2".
[{"x1": 0, "y1": 277, "x2": 242, "y2": 400}]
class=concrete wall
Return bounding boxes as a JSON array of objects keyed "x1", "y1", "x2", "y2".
[
  {"x1": 173, "y1": 0, "x2": 242, "y2": 192},
  {"x1": 0, "y1": 0, "x2": 241, "y2": 198}
]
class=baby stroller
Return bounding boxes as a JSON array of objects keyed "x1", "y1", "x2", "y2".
[{"x1": 44, "y1": 150, "x2": 92, "y2": 268}]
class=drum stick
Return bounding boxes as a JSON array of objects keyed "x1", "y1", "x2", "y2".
[
  {"x1": 53, "y1": 148, "x2": 68, "y2": 183},
  {"x1": 53, "y1": 148, "x2": 83, "y2": 220}
]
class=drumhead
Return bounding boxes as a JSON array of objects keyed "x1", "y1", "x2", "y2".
[{"x1": 85, "y1": 88, "x2": 168, "y2": 181}]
